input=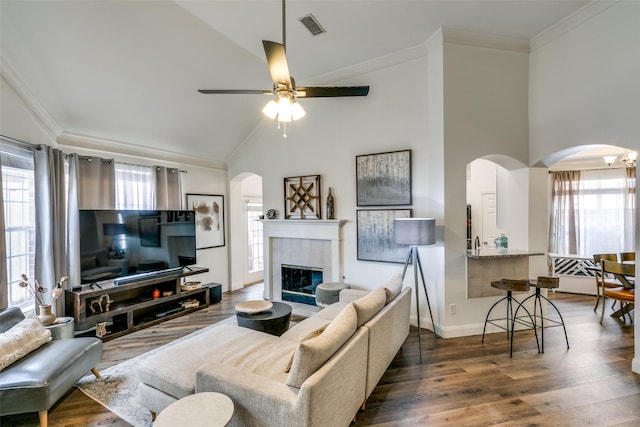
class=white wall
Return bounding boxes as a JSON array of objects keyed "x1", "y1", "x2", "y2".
[
  {"x1": 442, "y1": 36, "x2": 531, "y2": 336},
  {"x1": 528, "y1": 1, "x2": 640, "y2": 373}
]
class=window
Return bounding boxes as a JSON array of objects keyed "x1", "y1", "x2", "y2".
[
  {"x1": 2, "y1": 146, "x2": 36, "y2": 310},
  {"x1": 246, "y1": 200, "x2": 263, "y2": 273},
  {"x1": 115, "y1": 162, "x2": 155, "y2": 210},
  {"x1": 550, "y1": 168, "x2": 635, "y2": 256}
]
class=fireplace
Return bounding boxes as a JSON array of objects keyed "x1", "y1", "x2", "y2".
[
  {"x1": 281, "y1": 264, "x2": 323, "y2": 305},
  {"x1": 260, "y1": 220, "x2": 346, "y2": 308}
]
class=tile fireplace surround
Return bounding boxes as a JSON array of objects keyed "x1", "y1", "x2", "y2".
[{"x1": 260, "y1": 220, "x2": 346, "y2": 311}]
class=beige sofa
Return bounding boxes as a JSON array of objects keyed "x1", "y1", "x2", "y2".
[{"x1": 137, "y1": 274, "x2": 410, "y2": 427}]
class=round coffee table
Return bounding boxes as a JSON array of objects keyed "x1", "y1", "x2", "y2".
[
  {"x1": 154, "y1": 392, "x2": 233, "y2": 427},
  {"x1": 235, "y1": 301, "x2": 292, "y2": 336}
]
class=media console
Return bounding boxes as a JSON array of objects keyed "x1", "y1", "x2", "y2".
[{"x1": 65, "y1": 266, "x2": 212, "y2": 340}]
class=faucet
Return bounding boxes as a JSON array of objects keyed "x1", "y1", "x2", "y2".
[{"x1": 474, "y1": 236, "x2": 480, "y2": 250}]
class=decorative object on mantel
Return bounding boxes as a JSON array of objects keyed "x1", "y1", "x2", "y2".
[
  {"x1": 266, "y1": 209, "x2": 279, "y2": 219},
  {"x1": 187, "y1": 193, "x2": 226, "y2": 248},
  {"x1": 393, "y1": 217, "x2": 438, "y2": 362},
  {"x1": 235, "y1": 300, "x2": 273, "y2": 314},
  {"x1": 357, "y1": 209, "x2": 412, "y2": 263},
  {"x1": 284, "y1": 174, "x2": 321, "y2": 219},
  {"x1": 356, "y1": 149, "x2": 412, "y2": 206},
  {"x1": 326, "y1": 187, "x2": 335, "y2": 219}
]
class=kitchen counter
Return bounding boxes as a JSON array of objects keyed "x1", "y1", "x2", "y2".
[
  {"x1": 466, "y1": 250, "x2": 546, "y2": 298},
  {"x1": 466, "y1": 249, "x2": 545, "y2": 259}
]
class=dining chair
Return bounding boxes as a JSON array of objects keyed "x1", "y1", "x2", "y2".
[
  {"x1": 592, "y1": 253, "x2": 621, "y2": 312},
  {"x1": 620, "y1": 252, "x2": 635, "y2": 263},
  {"x1": 599, "y1": 260, "x2": 635, "y2": 324}
]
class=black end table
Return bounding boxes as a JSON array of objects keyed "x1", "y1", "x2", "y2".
[{"x1": 236, "y1": 301, "x2": 292, "y2": 336}]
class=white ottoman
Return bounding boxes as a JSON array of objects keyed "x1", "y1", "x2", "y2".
[
  {"x1": 315, "y1": 282, "x2": 350, "y2": 307},
  {"x1": 154, "y1": 392, "x2": 234, "y2": 427}
]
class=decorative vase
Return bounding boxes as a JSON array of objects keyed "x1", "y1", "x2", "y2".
[
  {"x1": 326, "y1": 187, "x2": 335, "y2": 219},
  {"x1": 37, "y1": 304, "x2": 56, "y2": 326}
]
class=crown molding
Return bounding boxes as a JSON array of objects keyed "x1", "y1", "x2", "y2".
[
  {"x1": 441, "y1": 27, "x2": 530, "y2": 53},
  {"x1": 530, "y1": 0, "x2": 619, "y2": 52},
  {"x1": 306, "y1": 43, "x2": 429, "y2": 85},
  {"x1": 0, "y1": 59, "x2": 62, "y2": 140},
  {"x1": 57, "y1": 132, "x2": 227, "y2": 170}
]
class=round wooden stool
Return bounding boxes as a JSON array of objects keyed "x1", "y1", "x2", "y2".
[{"x1": 481, "y1": 278, "x2": 539, "y2": 357}]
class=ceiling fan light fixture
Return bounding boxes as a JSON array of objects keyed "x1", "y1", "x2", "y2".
[
  {"x1": 276, "y1": 98, "x2": 293, "y2": 122},
  {"x1": 604, "y1": 155, "x2": 617, "y2": 167},
  {"x1": 290, "y1": 100, "x2": 306, "y2": 120},
  {"x1": 262, "y1": 99, "x2": 279, "y2": 119}
]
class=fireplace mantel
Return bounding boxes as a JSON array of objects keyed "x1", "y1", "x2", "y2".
[{"x1": 260, "y1": 219, "x2": 347, "y2": 301}]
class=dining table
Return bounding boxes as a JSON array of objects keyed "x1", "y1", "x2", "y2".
[{"x1": 586, "y1": 262, "x2": 635, "y2": 319}]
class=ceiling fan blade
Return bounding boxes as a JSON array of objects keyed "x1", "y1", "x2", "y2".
[
  {"x1": 198, "y1": 89, "x2": 271, "y2": 95},
  {"x1": 295, "y1": 86, "x2": 370, "y2": 98},
  {"x1": 263, "y1": 40, "x2": 292, "y2": 89}
]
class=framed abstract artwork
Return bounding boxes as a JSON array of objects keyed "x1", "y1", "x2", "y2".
[
  {"x1": 357, "y1": 209, "x2": 412, "y2": 263},
  {"x1": 356, "y1": 149, "x2": 411, "y2": 206},
  {"x1": 284, "y1": 175, "x2": 322, "y2": 219},
  {"x1": 186, "y1": 194, "x2": 225, "y2": 249}
]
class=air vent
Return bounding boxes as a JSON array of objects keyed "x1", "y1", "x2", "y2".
[{"x1": 299, "y1": 14, "x2": 326, "y2": 36}]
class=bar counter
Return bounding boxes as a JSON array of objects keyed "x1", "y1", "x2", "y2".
[{"x1": 466, "y1": 249, "x2": 545, "y2": 298}]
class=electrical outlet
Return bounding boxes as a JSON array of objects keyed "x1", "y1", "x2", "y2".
[{"x1": 449, "y1": 304, "x2": 456, "y2": 315}]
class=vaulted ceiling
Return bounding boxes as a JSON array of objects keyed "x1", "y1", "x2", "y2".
[{"x1": 1, "y1": 0, "x2": 589, "y2": 166}]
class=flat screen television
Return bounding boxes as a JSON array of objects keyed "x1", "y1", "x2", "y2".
[{"x1": 79, "y1": 210, "x2": 196, "y2": 284}]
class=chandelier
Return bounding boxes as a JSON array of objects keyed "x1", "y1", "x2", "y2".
[{"x1": 603, "y1": 151, "x2": 637, "y2": 168}]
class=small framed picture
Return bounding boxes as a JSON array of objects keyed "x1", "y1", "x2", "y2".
[{"x1": 186, "y1": 194, "x2": 225, "y2": 249}]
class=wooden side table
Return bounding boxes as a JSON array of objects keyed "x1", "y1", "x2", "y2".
[
  {"x1": 44, "y1": 317, "x2": 75, "y2": 340},
  {"x1": 154, "y1": 392, "x2": 234, "y2": 427}
]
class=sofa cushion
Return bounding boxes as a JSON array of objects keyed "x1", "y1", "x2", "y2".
[
  {"x1": 0, "y1": 318, "x2": 52, "y2": 371},
  {"x1": 139, "y1": 324, "x2": 296, "y2": 399},
  {"x1": 353, "y1": 287, "x2": 386, "y2": 328},
  {"x1": 314, "y1": 301, "x2": 349, "y2": 321},
  {"x1": 383, "y1": 273, "x2": 404, "y2": 304},
  {"x1": 286, "y1": 303, "x2": 357, "y2": 388}
]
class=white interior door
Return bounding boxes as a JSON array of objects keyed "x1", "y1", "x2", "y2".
[{"x1": 481, "y1": 192, "x2": 503, "y2": 248}]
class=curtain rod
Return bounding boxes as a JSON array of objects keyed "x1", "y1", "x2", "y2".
[
  {"x1": 0, "y1": 134, "x2": 42, "y2": 150},
  {"x1": 75, "y1": 156, "x2": 187, "y2": 173},
  {"x1": 549, "y1": 166, "x2": 635, "y2": 173}
]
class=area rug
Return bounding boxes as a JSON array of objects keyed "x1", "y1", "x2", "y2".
[{"x1": 76, "y1": 315, "x2": 241, "y2": 427}]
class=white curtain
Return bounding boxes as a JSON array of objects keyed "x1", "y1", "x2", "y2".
[
  {"x1": 78, "y1": 156, "x2": 115, "y2": 209},
  {"x1": 155, "y1": 166, "x2": 182, "y2": 210},
  {"x1": 33, "y1": 147, "x2": 69, "y2": 314},
  {"x1": 549, "y1": 168, "x2": 636, "y2": 256},
  {"x1": 115, "y1": 162, "x2": 155, "y2": 210},
  {"x1": 0, "y1": 164, "x2": 6, "y2": 310}
]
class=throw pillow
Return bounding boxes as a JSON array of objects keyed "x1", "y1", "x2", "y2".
[
  {"x1": 383, "y1": 273, "x2": 404, "y2": 304},
  {"x1": 284, "y1": 326, "x2": 327, "y2": 373},
  {"x1": 286, "y1": 303, "x2": 357, "y2": 387},
  {"x1": 0, "y1": 318, "x2": 52, "y2": 371},
  {"x1": 352, "y1": 286, "x2": 386, "y2": 327}
]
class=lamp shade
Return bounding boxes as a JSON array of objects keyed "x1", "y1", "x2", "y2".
[
  {"x1": 393, "y1": 218, "x2": 436, "y2": 246},
  {"x1": 103, "y1": 223, "x2": 126, "y2": 236}
]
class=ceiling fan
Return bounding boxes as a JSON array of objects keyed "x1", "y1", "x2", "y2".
[{"x1": 198, "y1": 0, "x2": 370, "y2": 137}]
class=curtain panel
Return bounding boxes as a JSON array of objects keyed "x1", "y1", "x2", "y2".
[
  {"x1": 34, "y1": 147, "x2": 70, "y2": 314},
  {"x1": 155, "y1": 166, "x2": 182, "y2": 210},
  {"x1": 78, "y1": 156, "x2": 115, "y2": 209},
  {"x1": 0, "y1": 166, "x2": 6, "y2": 310}
]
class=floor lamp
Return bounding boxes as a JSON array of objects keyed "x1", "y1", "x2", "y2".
[{"x1": 393, "y1": 217, "x2": 437, "y2": 362}]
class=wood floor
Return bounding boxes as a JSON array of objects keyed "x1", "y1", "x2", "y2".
[{"x1": 3, "y1": 287, "x2": 639, "y2": 427}]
